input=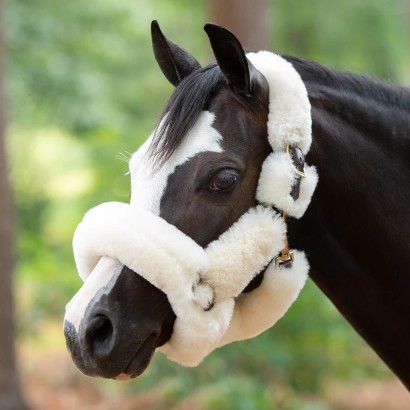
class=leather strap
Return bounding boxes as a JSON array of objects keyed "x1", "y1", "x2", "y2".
[
  {"x1": 289, "y1": 145, "x2": 306, "y2": 201},
  {"x1": 275, "y1": 145, "x2": 306, "y2": 268}
]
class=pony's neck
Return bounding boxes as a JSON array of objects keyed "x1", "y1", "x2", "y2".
[{"x1": 287, "y1": 57, "x2": 410, "y2": 388}]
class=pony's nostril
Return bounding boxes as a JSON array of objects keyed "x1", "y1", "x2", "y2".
[{"x1": 85, "y1": 314, "x2": 115, "y2": 358}]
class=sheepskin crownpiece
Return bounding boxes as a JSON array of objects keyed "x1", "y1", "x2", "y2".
[
  {"x1": 71, "y1": 52, "x2": 318, "y2": 367},
  {"x1": 247, "y1": 51, "x2": 318, "y2": 218}
]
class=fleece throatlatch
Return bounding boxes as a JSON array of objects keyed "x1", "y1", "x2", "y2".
[{"x1": 71, "y1": 51, "x2": 318, "y2": 366}]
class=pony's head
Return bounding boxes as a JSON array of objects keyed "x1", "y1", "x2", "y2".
[{"x1": 64, "y1": 22, "x2": 317, "y2": 380}]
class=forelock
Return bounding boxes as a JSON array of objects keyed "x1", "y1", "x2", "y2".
[{"x1": 148, "y1": 63, "x2": 225, "y2": 168}]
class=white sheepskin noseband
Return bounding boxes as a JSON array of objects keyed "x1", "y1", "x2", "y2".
[{"x1": 71, "y1": 52, "x2": 318, "y2": 367}]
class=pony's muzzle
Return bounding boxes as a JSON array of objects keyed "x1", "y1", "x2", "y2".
[
  {"x1": 65, "y1": 302, "x2": 151, "y2": 379},
  {"x1": 64, "y1": 258, "x2": 176, "y2": 379},
  {"x1": 64, "y1": 297, "x2": 123, "y2": 378},
  {"x1": 63, "y1": 311, "x2": 119, "y2": 379}
]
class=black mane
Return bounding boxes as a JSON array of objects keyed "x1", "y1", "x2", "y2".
[
  {"x1": 286, "y1": 56, "x2": 410, "y2": 112},
  {"x1": 148, "y1": 55, "x2": 410, "y2": 167},
  {"x1": 148, "y1": 63, "x2": 224, "y2": 166}
]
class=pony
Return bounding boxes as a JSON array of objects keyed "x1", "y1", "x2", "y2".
[{"x1": 64, "y1": 21, "x2": 410, "y2": 388}]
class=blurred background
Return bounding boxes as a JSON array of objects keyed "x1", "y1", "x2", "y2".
[{"x1": 1, "y1": 0, "x2": 410, "y2": 409}]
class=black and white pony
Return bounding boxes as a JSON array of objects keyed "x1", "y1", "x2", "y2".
[{"x1": 64, "y1": 22, "x2": 410, "y2": 388}]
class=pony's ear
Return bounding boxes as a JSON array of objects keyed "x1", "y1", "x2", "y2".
[
  {"x1": 151, "y1": 20, "x2": 201, "y2": 87},
  {"x1": 204, "y1": 24, "x2": 267, "y2": 98}
]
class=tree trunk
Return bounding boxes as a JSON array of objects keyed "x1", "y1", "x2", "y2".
[
  {"x1": 0, "y1": 0, "x2": 30, "y2": 408},
  {"x1": 208, "y1": 0, "x2": 269, "y2": 50},
  {"x1": 406, "y1": 0, "x2": 410, "y2": 82}
]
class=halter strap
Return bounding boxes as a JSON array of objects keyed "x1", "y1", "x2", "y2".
[
  {"x1": 288, "y1": 145, "x2": 307, "y2": 199},
  {"x1": 273, "y1": 144, "x2": 306, "y2": 268}
]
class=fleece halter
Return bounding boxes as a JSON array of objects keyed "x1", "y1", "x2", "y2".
[{"x1": 71, "y1": 51, "x2": 318, "y2": 367}]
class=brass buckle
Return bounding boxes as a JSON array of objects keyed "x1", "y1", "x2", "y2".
[
  {"x1": 286, "y1": 144, "x2": 306, "y2": 179},
  {"x1": 295, "y1": 169, "x2": 307, "y2": 178},
  {"x1": 275, "y1": 251, "x2": 294, "y2": 269}
]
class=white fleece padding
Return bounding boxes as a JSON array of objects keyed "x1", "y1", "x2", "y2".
[
  {"x1": 73, "y1": 202, "x2": 209, "y2": 289},
  {"x1": 247, "y1": 51, "x2": 312, "y2": 154},
  {"x1": 205, "y1": 206, "x2": 286, "y2": 301},
  {"x1": 218, "y1": 250, "x2": 309, "y2": 347},
  {"x1": 156, "y1": 298, "x2": 234, "y2": 366},
  {"x1": 246, "y1": 51, "x2": 318, "y2": 218},
  {"x1": 256, "y1": 152, "x2": 318, "y2": 219},
  {"x1": 72, "y1": 201, "x2": 304, "y2": 366}
]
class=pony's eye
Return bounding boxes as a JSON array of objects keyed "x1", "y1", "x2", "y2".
[{"x1": 210, "y1": 170, "x2": 238, "y2": 192}]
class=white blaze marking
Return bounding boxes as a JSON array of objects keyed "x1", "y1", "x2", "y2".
[
  {"x1": 129, "y1": 110, "x2": 223, "y2": 214},
  {"x1": 64, "y1": 257, "x2": 123, "y2": 332}
]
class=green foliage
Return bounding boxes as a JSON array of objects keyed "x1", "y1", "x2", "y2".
[
  {"x1": 7, "y1": 0, "x2": 407, "y2": 405},
  {"x1": 273, "y1": 0, "x2": 409, "y2": 81},
  {"x1": 7, "y1": 0, "x2": 207, "y2": 135},
  {"x1": 7, "y1": 0, "x2": 208, "y2": 324}
]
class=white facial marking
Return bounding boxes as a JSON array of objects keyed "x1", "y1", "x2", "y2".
[
  {"x1": 129, "y1": 110, "x2": 223, "y2": 214},
  {"x1": 64, "y1": 257, "x2": 123, "y2": 332}
]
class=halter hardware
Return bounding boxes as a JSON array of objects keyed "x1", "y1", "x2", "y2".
[
  {"x1": 274, "y1": 211, "x2": 294, "y2": 268},
  {"x1": 286, "y1": 144, "x2": 307, "y2": 178},
  {"x1": 275, "y1": 250, "x2": 294, "y2": 268},
  {"x1": 274, "y1": 144, "x2": 306, "y2": 268}
]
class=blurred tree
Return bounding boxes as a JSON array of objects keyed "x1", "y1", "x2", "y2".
[
  {"x1": 0, "y1": 0, "x2": 29, "y2": 408},
  {"x1": 208, "y1": 0, "x2": 269, "y2": 50}
]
